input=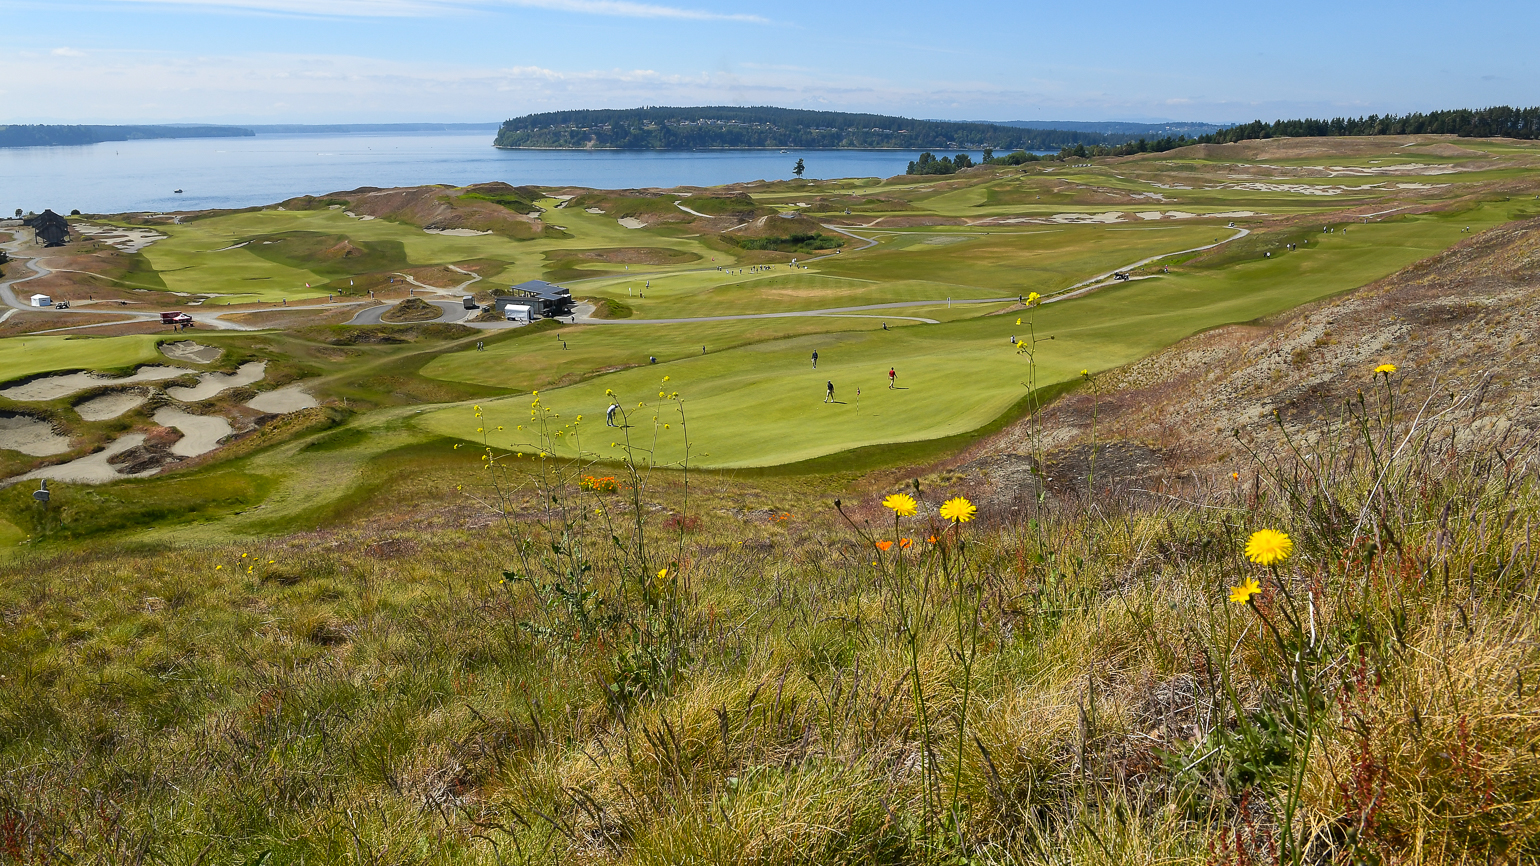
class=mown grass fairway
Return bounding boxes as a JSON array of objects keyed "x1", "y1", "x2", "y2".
[
  {"x1": 0, "y1": 334, "x2": 163, "y2": 381},
  {"x1": 420, "y1": 198, "x2": 1533, "y2": 468}
]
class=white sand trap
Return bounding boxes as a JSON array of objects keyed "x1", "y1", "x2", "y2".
[
  {"x1": 617, "y1": 218, "x2": 647, "y2": 229},
  {"x1": 1212, "y1": 211, "x2": 1260, "y2": 218},
  {"x1": 0, "y1": 415, "x2": 71, "y2": 456},
  {"x1": 1163, "y1": 211, "x2": 1198, "y2": 219},
  {"x1": 424, "y1": 228, "x2": 492, "y2": 237},
  {"x1": 1136, "y1": 212, "x2": 1165, "y2": 221},
  {"x1": 75, "y1": 391, "x2": 148, "y2": 421},
  {"x1": 246, "y1": 385, "x2": 318, "y2": 414},
  {"x1": 1049, "y1": 212, "x2": 1126, "y2": 224},
  {"x1": 160, "y1": 340, "x2": 223, "y2": 364},
  {"x1": 166, "y1": 361, "x2": 266, "y2": 402},
  {"x1": 153, "y1": 407, "x2": 232, "y2": 457},
  {"x1": 585, "y1": 208, "x2": 606, "y2": 214},
  {"x1": 74, "y1": 223, "x2": 167, "y2": 253},
  {"x1": 1, "y1": 366, "x2": 186, "y2": 402},
  {"x1": 16, "y1": 434, "x2": 149, "y2": 485}
]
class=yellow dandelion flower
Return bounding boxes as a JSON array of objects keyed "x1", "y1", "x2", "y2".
[
  {"x1": 1027, "y1": 292, "x2": 1041, "y2": 306},
  {"x1": 215, "y1": 565, "x2": 222, "y2": 570},
  {"x1": 657, "y1": 568, "x2": 669, "y2": 580},
  {"x1": 241, "y1": 553, "x2": 248, "y2": 558},
  {"x1": 1229, "y1": 576, "x2": 1262, "y2": 604},
  {"x1": 1375, "y1": 363, "x2": 1397, "y2": 375},
  {"x1": 939, "y1": 496, "x2": 977, "y2": 523},
  {"x1": 663, "y1": 376, "x2": 670, "y2": 382},
  {"x1": 1244, "y1": 529, "x2": 1293, "y2": 566},
  {"x1": 1015, "y1": 318, "x2": 1022, "y2": 325},
  {"x1": 882, "y1": 493, "x2": 918, "y2": 516}
]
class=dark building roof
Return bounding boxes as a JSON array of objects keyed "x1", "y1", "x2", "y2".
[
  {"x1": 24, "y1": 209, "x2": 70, "y2": 247},
  {"x1": 505, "y1": 279, "x2": 572, "y2": 300}
]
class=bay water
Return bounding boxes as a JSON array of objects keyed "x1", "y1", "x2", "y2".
[{"x1": 1, "y1": 130, "x2": 991, "y2": 216}]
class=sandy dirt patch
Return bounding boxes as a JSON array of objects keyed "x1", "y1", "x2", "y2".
[
  {"x1": 617, "y1": 218, "x2": 648, "y2": 229},
  {"x1": 14, "y1": 434, "x2": 149, "y2": 485},
  {"x1": 0, "y1": 414, "x2": 71, "y2": 456},
  {"x1": 73, "y1": 223, "x2": 167, "y2": 253},
  {"x1": 75, "y1": 391, "x2": 149, "y2": 421},
  {"x1": 246, "y1": 385, "x2": 318, "y2": 414},
  {"x1": 160, "y1": 340, "x2": 223, "y2": 364},
  {"x1": 152, "y1": 407, "x2": 232, "y2": 456},
  {"x1": 165, "y1": 361, "x2": 267, "y2": 402},
  {"x1": 2, "y1": 366, "x2": 186, "y2": 402}
]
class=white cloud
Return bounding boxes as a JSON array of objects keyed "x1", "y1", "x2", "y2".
[
  {"x1": 91, "y1": 0, "x2": 766, "y2": 19},
  {"x1": 52, "y1": 47, "x2": 87, "y2": 56}
]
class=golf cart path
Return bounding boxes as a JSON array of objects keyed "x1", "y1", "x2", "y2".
[{"x1": 348, "y1": 299, "x2": 475, "y2": 326}]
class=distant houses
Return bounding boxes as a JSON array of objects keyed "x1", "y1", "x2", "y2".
[
  {"x1": 23, "y1": 210, "x2": 70, "y2": 247},
  {"x1": 494, "y1": 280, "x2": 574, "y2": 319}
]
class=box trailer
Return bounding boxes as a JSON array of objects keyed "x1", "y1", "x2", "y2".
[
  {"x1": 503, "y1": 304, "x2": 533, "y2": 323},
  {"x1": 29, "y1": 294, "x2": 51, "y2": 307}
]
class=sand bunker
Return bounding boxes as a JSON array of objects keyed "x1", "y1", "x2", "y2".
[
  {"x1": 15, "y1": 434, "x2": 149, "y2": 485},
  {"x1": 0, "y1": 414, "x2": 71, "y2": 456},
  {"x1": 165, "y1": 361, "x2": 266, "y2": 402},
  {"x1": 1, "y1": 366, "x2": 187, "y2": 402},
  {"x1": 153, "y1": 407, "x2": 232, "y2": 457},
  {"x1": 585, "y1": 207, "x2": 606, "y2": 214},
  {"x1": 246, "y1": 385, "x2": 318, "y2": 414},
  {"x1": 618, "y1": 218, "x2": 648, "y2": 229},
  {"x1": 160, "y1": 340, "x2": 223, "y2": 364},
  {"x1": 74, "y1": 223, "x2": 167, "y2": 253},
  {"x1": 75, "y1": 391, "x2": 149, "y2": 421}
]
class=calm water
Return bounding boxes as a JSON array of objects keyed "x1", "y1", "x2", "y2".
[{"x1": 1, "y1": 131, "x2": 990, "y2": 216}]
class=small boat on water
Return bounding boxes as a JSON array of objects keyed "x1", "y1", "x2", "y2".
[{"x1": 173, "y1": 189, "x2": 183, "y2": 194}]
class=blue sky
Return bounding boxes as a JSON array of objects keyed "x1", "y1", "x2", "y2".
[{"x1": 4, "y1": 0, "x2": 1536, "y2": 125}]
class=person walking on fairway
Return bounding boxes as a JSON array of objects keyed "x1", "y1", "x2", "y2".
[
  {"x1": 824, "y1": 381, "x2": 835, "y2": 403},
  {"x1": 888, "y1": 367, "x2": 896, "y2": 389},
  {"x1": 606, "y1": 401, "x2": 620, "y2": 427},
  {"x1": 811, "y1": 350, "x2": 818, "y2": 369}
]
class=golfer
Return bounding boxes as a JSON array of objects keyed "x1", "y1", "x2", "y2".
[
  {"x1": 824, "y1": 381, "x2": 835, "y2": 403},
  {"x1": 811, "y1": 350, "x2": 818, "y2": 369},
  {"x1": 888, "y1": 367, "x2": 896, "y2": 389},
  {"x1": 606, "y1": 401, "x2": 620, "y2": 427}
]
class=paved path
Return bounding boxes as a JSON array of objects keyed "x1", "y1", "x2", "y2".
[{"x1": 348, "y1": 299, "x2": 475, "y2": 326}]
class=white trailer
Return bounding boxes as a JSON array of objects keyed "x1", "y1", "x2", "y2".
[
  {"x1": 503, "y1": 304, "x2": 533, "y2": 323},
  {"x1": 29, "y1": 294, "x2": 51, "y2": 307}
]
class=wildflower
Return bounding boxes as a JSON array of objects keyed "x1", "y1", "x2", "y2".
[
  {"x1": 241, "y1": 553, "x2": 248, "y2": 558},
  {"x1": 1244, "y1": 529, "x2": 1293, "y2": 566},
  {"x1": 1229, "y1": 576, "x2": 1262, "y2": 604},
  {"x1": 1015, "y1": 318, "x2": 1022, "y2": 325},
  {"x1": 453, "y1": 443, "x2": 461, "y2": 450},
  {"x1": 657, "y1": 568, "x2": 669, "y2": 580},
  {"x1": 939, "y1": 496, "x2": 977, "y2": 523},
  {"x1": 1231, "y1": 472, "x2": 1239, "y2": 481},
  {"x1": 928, "y1": 535, "x2": 938, "y2": 544},
  {"x1": 882, "y1": 492, "x2": 917, "y2": 516},
  {"x1": 1027, "y1": 292, "x2": 1041, "y2": 306},
  {"x1": 1375, "y1": 363, "x2": 1397, "y2": 375},
  {"x1": 899, "y1": 538, "x2": 913, "y2": 549},
  {"x1": 215, "y1": 565, "x2": 222, "y2": 570},
  {"x1": 1081, "y1": 369, "x2": 1089, "y2": 378},
  {"x1": 663, "y1": 376, "x2": 670, "y2": 382},
  {"x1": 875, "y1": 540, "x2": 894, "y2": 551},
  {"x1": 606, "y1": 389, "x2": 614, "y2": 395}
]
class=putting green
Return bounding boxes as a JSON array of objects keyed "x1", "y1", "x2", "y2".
[
  {"x1": 419, "y1": 201, "x2": 1529, "y2": 468},
  {"x1": 0, "y1": 335, "x2": 164, "y2": 385}
]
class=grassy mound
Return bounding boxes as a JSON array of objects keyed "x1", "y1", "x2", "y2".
[{"x1": 379, "y1": 297, "x2": 442, "y2": 323}]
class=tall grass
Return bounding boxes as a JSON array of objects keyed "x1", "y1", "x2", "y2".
[{"x1": 2, "y1": 370, "x2": 1539, "y2": 863}]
